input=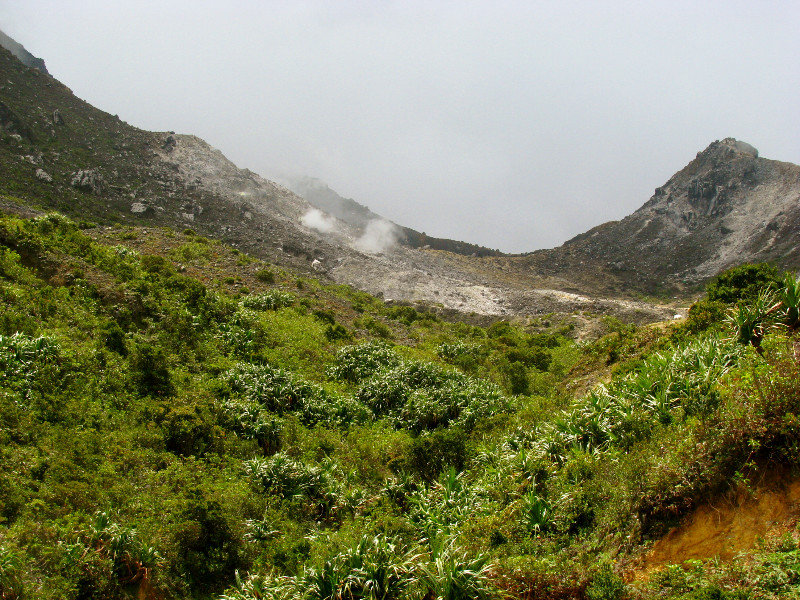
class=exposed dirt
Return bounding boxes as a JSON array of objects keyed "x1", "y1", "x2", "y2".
[{"x1": 633, "y1": 469, "x2": 800, "y2": 580}]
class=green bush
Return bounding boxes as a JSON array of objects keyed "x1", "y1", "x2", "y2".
[
  {"x1": 586, "y1": 563, "x2": 625, "y2": 600},
  {"x1": 242, "y1": 290, "x2": 296, "y2": 311},
  {"x1": 356, "y1": 360, "x2": 508, "y2": 432},
  {"x1": 223, "y1": 363, "x2": 365, "y2": 427},
  {"x1": 705, "y1": 263, "x2": 782, "y2": 303},
  {"x1": 162, "y1": 402, "x2": 219, "y2": 457},
  {"x1": 324, "y1": 323, "x2": 350, "y2": 342},
  {"x1": 313, "y1": 309, "x2": 336, "y2": 325},
  {"x1": 683, "y1": 299, "x2": 727, "y2": 334},
  {"x1": 130, "y1": 342, "x2": 173, "y2": 397},
  {"x1": 174, "y1": 491, "x2": 243, "y2": 593},
  {"x1": 254, "y1": 268, "x2": 276, "y2": 284},
  {"x1": 244, "y1": 452, "x2": 330, "y2": 498},
  {"x1": 0, "y1": 332, "x2": 59, "y2": 378},
  {"x1": 501, "y1": 360, "x2": 530, "y2": 395},
  {"x1": 406, "y1": 428, "x2": 468, "y2": 481},
  {"x1": 100, "y1": 321, "x2": 127, "y2": 355},
  {"x1": 172, "y1": 241, "x2": 212, "y2": 262},
  {"x1": 327, "y1": 342, "x2": 401, "y2": 383},
  {"x1": 361, "y1": 316, "x2": 392, "y2": 339}
]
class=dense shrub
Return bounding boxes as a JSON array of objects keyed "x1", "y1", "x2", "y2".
[
  {"x1": 130, "y1": 342, "x2": 173, "y2": 397},
  {"x1": 501, "y1": 360, "x2": 530, "y2": 395},
  {"x1": 174, "y1": 491, "x2": 243, "y2": 593},
  {"x1": 241, "y1": 290, "x2": 296, "y2": 311},
  {"x1": 406, "y1": 427, "x2": 468, "y2": 482},
  {"x1": 356, "y1": 360, "x2": 508, "y2": 432},
  {"x1": 162, "y1": 402, "x2": 219, "y2": 457},
  {"x1": 254, "y1": 268, "x2": 276, "y2": 283},
  {"x1": 324, "y1": 323, "x2": 350, "y2": 342},
  {"x1": 0, "y1": 332, "x2": 59, "y2": 378},
  {"x1": 541, "y1": 333, "x2": 745, "y2": 458},
  {"x1": 705, "y1": 262, "x2": 782, "y2": 303},
  {"x1": 683, "y1": 299, "x2": 727, "y2": 334},
  {"x1": 223, "y1": 363, "x2": 367, "y2": 427},
  {"x1": 436, "y1": 341, "x2": 485, "y2": 372},
  {"x1": 327, "y1": 342, "x2": 401, "y2": 383}
]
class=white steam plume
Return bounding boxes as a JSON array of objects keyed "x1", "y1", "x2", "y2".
[
  {"x1": 354, "y1": 219, "x2": 399, "y2": 254},
  {"x1": 300, "y1": 208, "x2": 337, "y2": 234}
]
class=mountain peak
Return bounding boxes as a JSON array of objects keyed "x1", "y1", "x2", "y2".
[{"x1": 697, "y1": 137, "x2": 759, "y2": 161}]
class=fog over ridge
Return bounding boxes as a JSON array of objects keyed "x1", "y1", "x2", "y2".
[{"x1": 1, "y1": 1, "x2": 798, "y2": 252}]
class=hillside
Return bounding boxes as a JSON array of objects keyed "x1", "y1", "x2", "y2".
[
  {"x1": 3, "y1": 31, "x2": 800, "y2": 600},
  {"x1": 2, "y1": 202, "x2": 800, "y2": 600},
  {"x1": 0, "y1": 43, "x2": 679, "y2": 321},
  {"x1": 496, "y1": 138, "x2": 800, "y2": 296},
  {"x1": 0, "y1": 29, "x2": 47, "y2": 73}
]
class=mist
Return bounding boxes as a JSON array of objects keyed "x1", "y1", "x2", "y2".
[
  {"x1": 353, "y1": 219, "x2": 400, "y2": 255},
  {"x1": 2, "y1": 2, "x2": 798, "y2": 252},
  {"x1": 300, "y1": 208, "x2": 338, "y2": 234}
]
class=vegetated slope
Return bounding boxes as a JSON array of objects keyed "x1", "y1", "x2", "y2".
[
  {"x1": 3, "y1": 209, "x2": 800, "y2": 600},
  {"x1": 497, "y1": 138, "x2": 800, "y2": 296},
  {"x1": 0, "y1": 44, "x2": 345, "y2": 274}
]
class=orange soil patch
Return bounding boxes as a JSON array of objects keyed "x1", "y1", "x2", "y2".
[{"x1": 634, "y1": 471, "x2": 800, "y2": 579}]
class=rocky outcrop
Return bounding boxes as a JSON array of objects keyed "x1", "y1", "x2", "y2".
[{"x1": 70, "y1": 169, "x2": 106, "y2": 194}]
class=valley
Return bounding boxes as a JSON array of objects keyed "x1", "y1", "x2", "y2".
[{"x1": 1, "y1": 31, "x2": 800, "y2": 600}]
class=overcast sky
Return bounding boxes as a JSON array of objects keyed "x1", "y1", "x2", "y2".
[{"x1": 2, "y1": 1, "x2": 799, "y2": 252}]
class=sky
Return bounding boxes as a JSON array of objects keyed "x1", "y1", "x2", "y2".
[{"x1": 2, "y1": 1, "x2": 799, "y2": 253}]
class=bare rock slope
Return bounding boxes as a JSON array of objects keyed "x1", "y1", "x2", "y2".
[{"x1": 501, "y1": 138, "x2": 800, "y2": 296}]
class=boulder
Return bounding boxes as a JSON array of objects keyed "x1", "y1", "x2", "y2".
[{"x1": 70, "y1": 169, "x2": 106, "y2": 194}]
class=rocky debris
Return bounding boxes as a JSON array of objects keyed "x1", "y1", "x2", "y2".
[
  {"x1": 162, "y1": 134, "x2": 176, "y2": 152},
  {"x1": 130, "y1": 202, "x2": 148, "y2": 214},
  {"x1": 70, "y1": 169, "x2": 106, "y2": 194},
  {"x1": 35, "y1": 168, "x2": 52, "y2": 182},
  {"x1": 180, "y1": 201, "x2": 203, "y2": 217}
]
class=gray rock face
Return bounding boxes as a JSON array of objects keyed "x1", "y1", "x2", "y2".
[
  {"x1": 518, "y1": 137, "x2": 800, "y2": 294},
  {"x1": 162, "y1": 134, "x2": 177, "y2": 152},
  {"x1": 35, "y1": 168, "x2": 52, "y2": 183},
  {"x1": 70, "y1": 169, "x2": 106, "y2": 194}
]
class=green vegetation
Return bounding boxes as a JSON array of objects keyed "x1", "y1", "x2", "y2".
[{"x1": 2, "y1": 212, "x2": 800, "y2": 599}]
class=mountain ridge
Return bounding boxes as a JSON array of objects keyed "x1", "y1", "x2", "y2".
[
  {"x1": 0, "y1": 29, "x2": 48, "y2": 74},
  {"x1": 0, "y1": 35, "x2": 798, "y2": 319}
]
